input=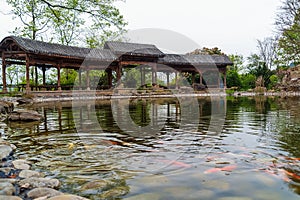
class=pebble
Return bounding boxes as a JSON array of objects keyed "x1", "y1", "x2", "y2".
[
  {"x1": 0, "y1": 195, "x2": 22, "y2": 200},
  {"x1": 12, "y1": 159, "x2": 31, "y2": 170},
  {"x1": 0, "y1": 145, "x2": 13, "y2": 160},
  {"x1": 0, "y1": 178, "x2": 17, "y2": 184},
  {"x1": 27, "y1": 187, "x2": 63, "y2": 199},
  {"x1": 47, "y1": 194, "x2": 90, "y2": 200},
  {"x1": 18, "y1": 177, "x2": 60, "y2": 189},
  {"x1": 0, "y1": 182, "x2": 15, "y2": 195},
  {"x1": 19, "y1": 169, "x2": 44, "y2": 179}
]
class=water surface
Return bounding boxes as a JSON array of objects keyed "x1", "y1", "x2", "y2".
[{"x1": 1, "y1": 96, "x2": 300, "y2": 199}]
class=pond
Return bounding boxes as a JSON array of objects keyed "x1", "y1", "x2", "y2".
[{"x1": 1, "y1": 96, "x2": 300, "y2": 200}]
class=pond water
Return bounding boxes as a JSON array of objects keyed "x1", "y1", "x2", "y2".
[{"x1": 1, "y1": 96, "x2": 300, "y2": 200}]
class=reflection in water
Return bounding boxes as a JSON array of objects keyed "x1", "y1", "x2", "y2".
[{"x1": 0, "y1": 97, "x2": 300, "y2": 199}]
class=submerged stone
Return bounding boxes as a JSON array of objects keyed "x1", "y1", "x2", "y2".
[
  {"x1": 47, "y1": 194, "x2": 90, "y2": 200},
  {"x1": 0, "y1": 145, "x2": 13, "y2": 161},
  {"x1": 0, "y1": 182, "x2": 15, "y2": 195},
  {"x1": 0, "y1": 195, "x2": 22, "y2": 200},
  {"x1": 12, "y1": 159, "x2": 31, "y2": 170},
  {"x1": 27, "y1": 187, "x2": 63, "y2": 199},
  {"x1": 18, "y1": 177, "x2": 60, "y2": 189},
  {"x1": 19, "y1": 169, "x2": 44, "y2": 179}
]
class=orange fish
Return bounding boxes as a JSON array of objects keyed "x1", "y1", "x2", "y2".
[
  {"x1": 159, "y1": 159, "x2": 192, "y2": 168},
  {"x1": 283, "y1": 169, "x2": 300, "y2": 180},
  {"x1": 204, "y1": 165, "x2": 237, "y2": 174}
]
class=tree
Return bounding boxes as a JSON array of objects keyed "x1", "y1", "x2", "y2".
[
  {"x1": 226, "y1": 70, "x2": 241, "y2": 89},
  {"x1": 228, "y1": 54, "x2": 244, "y2": 73},
  {"x1": 187, "y1": 47, "x2": 225, "y2": 55},
  {"x1": 247, "y1": 54, "x2": 274, "y2": 88},
  {"x1": 275, "y1": 0, "x2": 300, "y2": 64},
  {"x1": 6, "y1": 0, "x2": 127, "y2": 46},
  {"x1": 256, "y1": 37, "x2": 278, "y2": 70}
]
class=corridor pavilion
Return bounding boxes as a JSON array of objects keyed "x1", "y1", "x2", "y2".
[{"x1": 0, "y1": 36, "x2": 232, "y2": 94}]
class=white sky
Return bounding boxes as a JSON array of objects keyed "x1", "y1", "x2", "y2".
[{"x1": 0, "y1": 0, "x2": 282, "y2": 57}]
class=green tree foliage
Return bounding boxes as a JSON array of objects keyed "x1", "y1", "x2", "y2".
[
  {"x1": 226, "y1": 70, "x2": 241, "y2": 89},
  {"x1": 187, "y1": 47, "x2": 225, "y2": 55},
  {"x1": 247, "y1": 54, "x2": 274, "y2": 88},
  {"x1": 240, "y1": 74, "x2": 256, "y2": 90},
  {"x1": 228, "y1": 54, "x2": 244, "y2": 72},
  {"x1": 6, "y1": 0, "x2": 127, "y2": 46},
  {"x1": 276, "y1": 0, "x2": 300, "y2": 64}
]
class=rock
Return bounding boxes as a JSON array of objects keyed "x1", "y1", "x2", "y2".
[
  {"x1": 8, "y1": 110, "x2": 43, "y2": 122},
  {"x1": 0, "y1": 100, "x2": 14, "y2": 115},
  {"x1": 0, "y1": 195, "x2": 22, "y2": 200},
  {"x1": 27, "y1": 187, "x2": 63, "y2": 199},
  {"x1": 81, "y1": 180, "x2": 111, "y2": 190},
  {"x1": 0, "y1": 178, "x2": 17, "y2": 184},
  {"x1": 47, "y1": 194, "x2": 90, "y2": 200},
  {"x1": 100, "y1": 186, "x2": 129, "y2": 199},
  {"x1": 0, "y1": 182, "x2": 15, "y2": 195},
  {"x1": 18, "y1": 177, "x2": 60, "y2": 189},
  {"x1": 17, "y1": 98, "x2": 33, "y2": 105},
  {"x1": 19, "y1": 170, "x2": 44, "y2": 179},
  {"x1": 0, "y1": 145, "x2": 13, "y2": 161},
  {"x1": 12, "y1": 159, "x2": 31, "y2": 170}
]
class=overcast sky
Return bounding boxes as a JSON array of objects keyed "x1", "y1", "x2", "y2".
[{"x1": 0, "y1": 0, "x2": 282, "y2": 57}]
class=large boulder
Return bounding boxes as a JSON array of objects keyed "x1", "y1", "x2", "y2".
[{"x1": 8, "y1": 110, "x2": 43, "y2": 122}]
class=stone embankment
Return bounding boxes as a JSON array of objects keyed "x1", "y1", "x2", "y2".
[{"x1": 0, "y1": 138, "x2": 89, "y2": 200}]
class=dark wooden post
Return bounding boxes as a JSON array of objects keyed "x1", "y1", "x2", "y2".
[
  {"x1": 42, "y1": 67, "x2": 46, "y2": 86},
  {"x1": 78, "y1": 69, "x2": 82, "y2": 90},
  {"x1": 25, "y1": 54, "x2": 31, "y2": 93},
  {"x1": 223, "y1": 71, "x2": 227, "y2": 90},
  {"x1": 199, "y1": 72, "x2": 203, "y2": 85},
  {"x1": 35, "y1": 66, "x2": 38, "y2": 89},
  {"x1": 107, "y1": 68, "x2": 113, "y2": 88},
  {"x1": 86, "y1": 69, "x2": 90, "y2": 90},
  {"x1": 175, "y1": 71, "x2": 178, "y2": 89},
  {"x1": 152, "y1": 64, "x2": 157, "y2": 84},
  {"x1": 191, "y1": 73, "x2": 195, "y2": 85},
  {"x1": 57, "y1": 64, "x2": 61, "y2": 91},
  {"x1": 116, "y1": 64, "x2": 122, "y2": 83},
  {"x1": 2, "y1": 53, "x2": 7, "y2": 93},
  {"x1": 166, "y1": 72, "x2": 170, "y2": 88},
  {"x1": 141, "y1": 65, "x2": 145, "y2": 86}
]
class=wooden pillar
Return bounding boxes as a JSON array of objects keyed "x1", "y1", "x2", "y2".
[
  {"x1": 25, "y1": 54, "x2": 31, "y2": 93},
  {"x1": 218, "y1": 71, "x2": 221, "y2": 89},
  {"x1": 116, "y1": 64, "x2": 122, "y2": 83},
  {"x1": 141, "y1": 65, "x2": 145, "y2": 86},
  {"x1": 199, "y1": 72, "x2": 203, "y2": 84},
  {"x1": 166, "y1": 72, "x2": 170, "y2": 88},
  {"x1": 224, "y1": 71, "x2": 227, "y2": 90},
  {"x1": 107, "y1": 68, "x2": 113, "y2": 88},
  {"x1": 191, "y1": 73, "x2": 195, "y2": 85},
  {"x1": 175, "y1": 71, "x2": 178, "y2": 89},
  {"x1": 35, "y1": 66, "x2": 38, "y2": 87},
  {"x1": 152, "y1": 64, "x2": 157, "y2": 84},
  {"x1": 2, "y1": 53, "x2": 7, "y2": 93},
  {"x1": 42, "y1": 67, "x2": 46, "y2": 86},
  {"x1": 78, "y1": 69, "x2": 82, "y2": 90},
  {"x1": 57, "y1": 64, "x2": 61, "y2": 91},
  {"x1": 86, "y1": 69, "x2": 90, "y2": 90}
]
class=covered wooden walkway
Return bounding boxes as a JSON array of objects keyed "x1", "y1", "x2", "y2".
[{"x1": 0, "y1": 36, "x2": 232, "y2": 93}]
